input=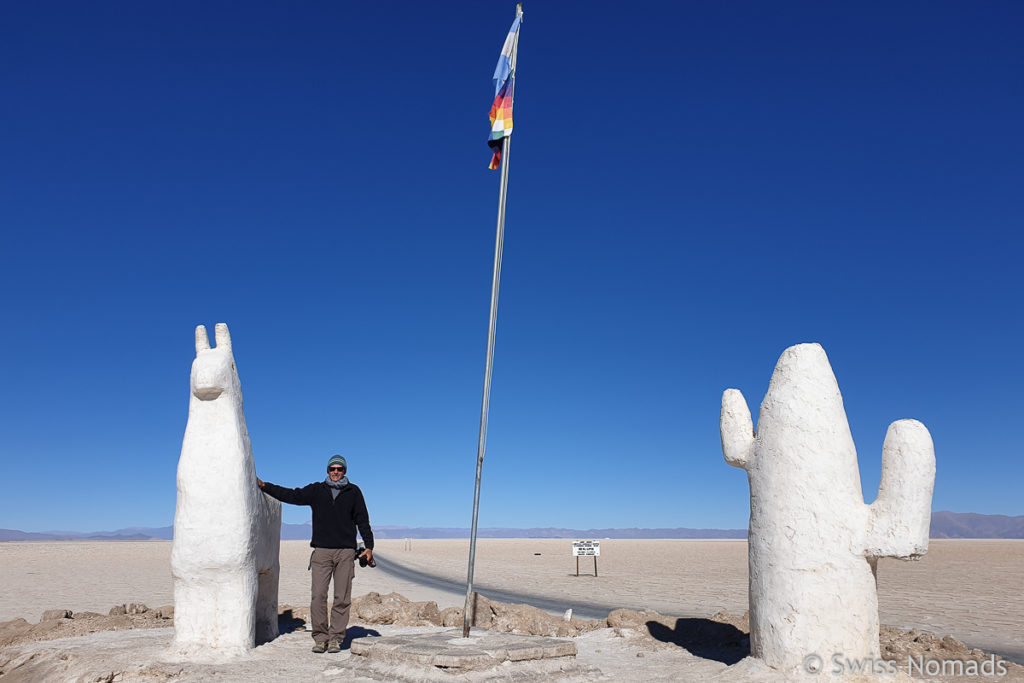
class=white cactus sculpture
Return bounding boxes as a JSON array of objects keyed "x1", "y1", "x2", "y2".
[
  {"x1": 720, "y1": 343, "x2": 935, "y2": 674},
  {"x1": 170, "y1": 323, "x2": 282, "y2": 659}
]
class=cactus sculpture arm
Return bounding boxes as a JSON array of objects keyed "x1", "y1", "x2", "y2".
[
  {"x1": 720, "y1": 389, "x2": 754, "y2": 469},
  {"x1": 864, "y1": 419, "x2": 935, "y2": 559}
]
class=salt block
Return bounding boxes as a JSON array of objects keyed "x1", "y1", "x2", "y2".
[{"x1": 350, "y1": 629, "x2": 576, "y2": 671}]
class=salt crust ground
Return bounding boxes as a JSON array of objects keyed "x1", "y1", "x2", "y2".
[
  {"x1": 2, "y1": 598, "x2": 1022, "y2": 683},
  {"x1": 5, "y1": 539, "x2": 1020, "y2": 662},
  {"x1": 1, "y1": 540, "x2": 1021, "y2": 681},
  {"x1": 0, "y1": 625, "x2": 736, "y2": 683},
  {"x1": 3, "y1": 625, "x2": 1023, "y2": 682}
]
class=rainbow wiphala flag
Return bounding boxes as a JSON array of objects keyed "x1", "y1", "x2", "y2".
[{"x1": 488, "y1": 14, "x2": 521, "y2": 170}]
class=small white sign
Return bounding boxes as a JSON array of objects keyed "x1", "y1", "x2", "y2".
[{"x1": 572, "y1": 540, "x2": 601, "y2": 557}]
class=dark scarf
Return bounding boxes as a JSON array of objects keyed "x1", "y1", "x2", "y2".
[{"x1": 325, "y1": 475, "x2": 349, "y2": 499}]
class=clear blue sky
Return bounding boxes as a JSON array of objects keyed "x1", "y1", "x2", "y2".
[{"x1": 1, "y1": 1, "x2": 1020, "y2": 532}]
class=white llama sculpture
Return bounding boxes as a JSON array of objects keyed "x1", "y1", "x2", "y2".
[
  {"x1": 170, "y1": 323, "x2": 282, "y2": 659},
  {"x1": 720, "y1": 343, "x2": 935, "y2": 674}
]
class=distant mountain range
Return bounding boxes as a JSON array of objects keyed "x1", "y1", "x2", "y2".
[
  {"x1": 2, "y1": 512, "x2": 1021, "y2": 542},
  {"x1": 0, "y1": 523, "x2": 315, "y2": 542},
  {"x1": 929, "y1": 511, "x2": 1024, "y2": 539}
]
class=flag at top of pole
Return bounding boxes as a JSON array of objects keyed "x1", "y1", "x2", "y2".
[{"x1": 488, "y1": 13, "x2": 522, "y2": 169}]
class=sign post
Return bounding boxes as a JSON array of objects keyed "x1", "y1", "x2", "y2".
[{"x1": 572, "y1": 540, "x2": 600, "y2": 577}]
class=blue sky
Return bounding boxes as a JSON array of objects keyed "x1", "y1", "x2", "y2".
[{"x1": 1, "y1": 1, "x2": 1020, "y2": 532}]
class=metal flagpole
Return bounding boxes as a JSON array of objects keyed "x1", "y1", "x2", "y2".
[{"x1": 463, "y1": 2, "x2": 523, "y2": 638}]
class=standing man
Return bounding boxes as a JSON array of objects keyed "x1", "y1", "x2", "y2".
[{"x1": 257, "y1": 455, "x2": 374, "y2": 653}]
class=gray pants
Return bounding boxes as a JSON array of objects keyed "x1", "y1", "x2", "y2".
[{"x1": 310, "y1": 547, "x2": 356, "y2": 643}]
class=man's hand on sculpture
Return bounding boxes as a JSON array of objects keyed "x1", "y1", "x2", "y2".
[{"x1": 256, "y1": 477, "x2": 265, "y2": 489}]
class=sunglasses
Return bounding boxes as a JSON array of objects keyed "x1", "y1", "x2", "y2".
[{"x1": 328, "y1": 467, "x2": 345, "y2": 472}]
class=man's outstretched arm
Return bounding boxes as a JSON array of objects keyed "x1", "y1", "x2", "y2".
[{"x1": 256, "y1": 477, "x2": 313, "y2": 506}]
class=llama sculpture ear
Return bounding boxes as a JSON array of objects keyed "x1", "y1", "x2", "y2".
[
  {"x1": 195, "y1": 325, "x2": 211, "y2": 353},
  {"x1": 215, "y1": 323, "x2": 232, "y2": 352}
]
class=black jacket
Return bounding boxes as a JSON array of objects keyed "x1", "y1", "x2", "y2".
[{"x1": 261, "y1": 480, "x2": 374, "y2": 550}]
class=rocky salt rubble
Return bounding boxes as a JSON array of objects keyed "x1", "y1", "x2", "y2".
[
  {"x1": 879, "y1": 625, "x2": 1016, "y2": 678},
  {"x1": 1, "y1": 594, "x2": 1021, "y2": 682},
  {"x1": 0, "y1": 603, "x2": 174, "y2": 648}
]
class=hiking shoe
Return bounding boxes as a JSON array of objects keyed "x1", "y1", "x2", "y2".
[
  {"x1": 327, "y1": 639, "x2": 341, "y2": 653},
  {"x1": 312, "y1": 641, "x2": 327, "y2": 654}
]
